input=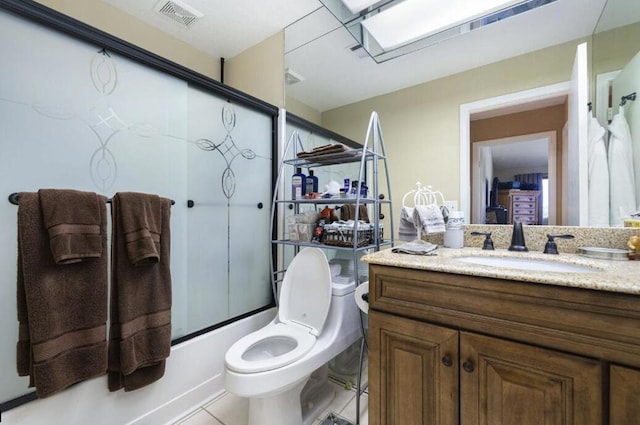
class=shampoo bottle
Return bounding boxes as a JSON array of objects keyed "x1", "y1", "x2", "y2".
[
  {"x1": 292, "y1": 168, "x2": 306, "y2": 200},
  {"x1": 306, "y1": 170, "x2": 319, "y2": 194}
]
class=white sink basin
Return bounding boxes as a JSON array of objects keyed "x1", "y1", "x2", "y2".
[{"x1": 454, "y1": 256, "x2": 598, "y2": 273}]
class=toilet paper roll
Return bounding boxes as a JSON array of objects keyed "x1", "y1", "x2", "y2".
[{"x1": 354, "y1": 281, "x2": 369, "y2": 314}]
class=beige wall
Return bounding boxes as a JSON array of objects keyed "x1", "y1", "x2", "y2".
[
  {"x1": 226, "y1": 32, "x2": 285, "y2": 107},
  {"x1": 592, "y1": 21, "x2": 640, "y2": 78},
  {"x1": 285, "y1": 95, "x2": 322, "y2": 125},
  {"x1": 321, "y1": 39, "x2": 585, "y2": 234}
]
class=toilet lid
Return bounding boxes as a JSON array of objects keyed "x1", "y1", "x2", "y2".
[{"x1": 279, "y1": 247, "x2": 331, "y2": 336}]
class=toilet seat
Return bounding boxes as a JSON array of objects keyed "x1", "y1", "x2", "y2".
[
  {"x1": 225, "y1": 323, "x2": 316, "y2": 373},
  {"x1": 225, "y1": 248, "x2": 332, "y2": 374}
]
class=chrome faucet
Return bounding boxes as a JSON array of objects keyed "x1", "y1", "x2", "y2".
[{"x1": 508, "y1": 222, "x2": 528, "y2": 252}]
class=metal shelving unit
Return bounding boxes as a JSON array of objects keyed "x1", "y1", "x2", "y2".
[{"x1": 270, "y1": 111, "x2": 393, "y2": 425}]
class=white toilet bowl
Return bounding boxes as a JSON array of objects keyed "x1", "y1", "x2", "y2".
[{"x1": 224, "y1": 248, "x2": 361, "y2": 425}]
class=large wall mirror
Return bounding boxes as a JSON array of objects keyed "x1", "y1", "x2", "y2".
[
  {"x1": 469, "y1": 0, "x2": 640, "y2": 228},
  {"x1": 285, "y1": 0, "x2": 640, "y2": 229}
]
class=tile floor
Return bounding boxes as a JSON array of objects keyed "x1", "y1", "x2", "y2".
[{"x1": 172, "y1": 378, "x2": 368, "y2": 425}]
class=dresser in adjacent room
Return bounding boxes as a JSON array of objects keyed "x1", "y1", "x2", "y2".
[{"x1": 498, "y1": 189, "x2": 540, "y2": 224}]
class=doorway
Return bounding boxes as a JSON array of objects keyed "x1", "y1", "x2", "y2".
[{"x1": 471, "y1": 131, "x2": 557, "y2": 225}]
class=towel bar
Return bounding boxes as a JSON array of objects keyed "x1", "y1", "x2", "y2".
[{"x1": 8, "y1": 192, "x2": 175, "y2": 206}]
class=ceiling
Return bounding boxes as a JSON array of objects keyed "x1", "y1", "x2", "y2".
[{"x1": 102, "y1": 0, "x2": 637, "y2": 113}]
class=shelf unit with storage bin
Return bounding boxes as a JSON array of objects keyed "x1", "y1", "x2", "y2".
[{"x1": 270, "y1": 111, "x2": 394, "y2": 425}]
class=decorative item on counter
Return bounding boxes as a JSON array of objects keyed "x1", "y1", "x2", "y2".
[
  {"x1": 292, "y1": 168, "x2": 306, "y2": 200},
  {"x1": 628, "y1": 233, "x2": 640, "y2": 260},
  {"x1": 624, "y1": 216, "x2": 640, "y2": 227}
]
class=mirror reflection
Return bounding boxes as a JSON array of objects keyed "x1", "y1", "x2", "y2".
[{"x1": 285, "y1": 0, "x2": 640, "y2": 228}]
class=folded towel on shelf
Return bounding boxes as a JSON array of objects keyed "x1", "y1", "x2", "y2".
[
  {"x1": 339, "y1": 204, "x2": 370, "y2": 223},
  {"x1": 413, "y1": 204, "x2": 446, "y2": 234},
  {"x1": 39, "y1": 189, "x2": 104, "y2": 264},
  {"x1": 392, "y1": 240, "x2": 439, "y2": 256},
  {"x1": 297, "y1": 143, "x2": 349, "y2": 158},
  {"x1": 108, "y1": 192, "x2": 172, "y2": 392},
  {"x1": 17, "y1": 191, "x2": 108, "y2": 398},
  {"x1": 398, "y1": 206, "x2": 417, "y2": 241}
]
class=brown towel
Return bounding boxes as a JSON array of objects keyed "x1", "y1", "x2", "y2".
[
  {"x1": 17, "y1": 191, "x2": 108, "y2": 398},
  {"x1": 39, "y1": 189, "x2": 104, "y2": 264},
  {"x1": 297, "y1": 143, "x2": 349, "y2": 158},
  {"x1": 116, "y1": 192, "x2": 162, "y2": 266},
  {"x1": 340, "y1": 204, "x2": 370, "y2": 223},
  {"x1": 108, "y1": 192, "x2": 172, "y2": 392}
]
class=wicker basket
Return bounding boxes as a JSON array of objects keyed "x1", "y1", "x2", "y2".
[{"x1": 322, "y1": 222, "x2": 383, "y2": 247}]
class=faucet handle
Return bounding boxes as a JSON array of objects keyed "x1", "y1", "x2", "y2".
[
  {"x1": 543, "y1": 234, "x2": 575, "y2": 254},
  {"x1": 471, "y1": 231, "x2": 495, "y2": 250}
]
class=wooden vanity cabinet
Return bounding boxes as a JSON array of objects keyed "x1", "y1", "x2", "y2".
[{"x1": 368, "y1": 264, "x2": 640, "y2": 425}]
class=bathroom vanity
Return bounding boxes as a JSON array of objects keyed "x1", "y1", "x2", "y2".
[{"x1": 363, "y1": 248, "x2": 640, "y2": 425}]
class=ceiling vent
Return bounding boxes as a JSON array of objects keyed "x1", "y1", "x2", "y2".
[
  {"x1": 347, "y1": 43, "x2": 370, "y2": 60},
  {"x1": 154, "y1": 0, "x2": 204, "y2": 28},
  {"x1": 285, "y1": 68, "x2": 305, "y2": 85}
]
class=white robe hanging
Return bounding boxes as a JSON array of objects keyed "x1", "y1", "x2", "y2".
[
  {"x1": 587, "y1": 114, "x2": 609, "y2": 226},
  {"x1": 608, "y1": 106, "x2": 637, "y2": 226}
]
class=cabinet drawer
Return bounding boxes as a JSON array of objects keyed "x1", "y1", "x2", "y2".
[
  {"x1": 512, "y1": 195, "x2": 537, "y2": 202},
  {"x1": 512, "y1": 207, "x2": 535, "y2": 215},
  {"x1": 513, "y1": 214, "x2": 536, "y2": 224}
]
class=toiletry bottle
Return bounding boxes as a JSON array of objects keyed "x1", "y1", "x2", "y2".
[
  {"x1": 350, "y1": 180, "x2": 358, "y2": 197},
  {"x1": 306, "y1": 170, "x2": 319, "y2": 194},
  {"x1": 292, "y1": 168, "x2": 306, "y2": 200},
  {"x1": 343, "y1": 178, "x2": 350, "y2": 194}
]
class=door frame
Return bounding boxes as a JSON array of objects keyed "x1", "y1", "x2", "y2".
[{"x1": 459, "y1": 81, "x2": 571, "y2": 222}]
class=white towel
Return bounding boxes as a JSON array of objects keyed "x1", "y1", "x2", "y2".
[
  {"x1": 398, "y1": 206, "x2": 417, "y2": 241},
  {"x1": 608, "y1": 107, "x2": 637, "y2": 226},
  {"x1": 392, "y1": 240, "x2": 439, "y2": 256},
  {"x1": 413, "y1": 204, "x2": 446, "y2": 234},
  {"x1": 588, "y1": 114, "x2": 610, "y2": 226}
]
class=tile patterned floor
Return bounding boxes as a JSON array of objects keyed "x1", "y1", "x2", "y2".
[{"x1": 172, "y1": 379, "x2": 368, "y2": 425}]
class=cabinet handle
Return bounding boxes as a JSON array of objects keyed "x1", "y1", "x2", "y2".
[
  {"x1": 257, "y1": 202, "x2": 263, "y2": 209},
  {"x1": 462, "y1": 361, "x2": 475, "y2": 373},
  {"x1": 441, "y1": 355, "x2": 453, "y2": 367}
]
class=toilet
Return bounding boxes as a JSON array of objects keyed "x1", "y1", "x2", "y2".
[{"x1": 224, "y1": 247, "x2": 361, "y2": 425}]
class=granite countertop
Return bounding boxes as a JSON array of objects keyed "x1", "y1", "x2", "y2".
[{"x1": 362, "y1": 246, "x2": 640, "y2": 295}]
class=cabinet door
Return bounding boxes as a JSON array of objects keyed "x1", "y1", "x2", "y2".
[
  {"x1": 369, "y1": 311, "x2": 458, "y2": 425},
  {"x1": 460, "y1": 332, "x2": 601, "y2": 425},
  {"x1": 610, "y1": 364, "x2": 640, "y2": 424}
]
